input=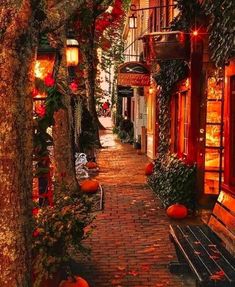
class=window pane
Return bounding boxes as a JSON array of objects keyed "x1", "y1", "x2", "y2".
[
  {"x1": 204, "y1": 172, "x2": 220, "y2": 195},
  {"x1": 207, "y1": 77, "x2": 222, "y2": 100},
  {"x1": 206, "y1": 101, "x2": 222, "y2": 123},
  {"x1": 206, "y1": 124, "x2": 221, "y2": 147},
  {"x1": 205, "y1": 149, "x2": 221, "y2": 170}
]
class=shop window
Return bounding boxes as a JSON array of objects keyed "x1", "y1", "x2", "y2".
[
  {"x1": 171, "y1": 91, "x2": 189, "y2": 154},
  {"x1": 204, "y1": 75, "x2": 224, "y2": 195}
]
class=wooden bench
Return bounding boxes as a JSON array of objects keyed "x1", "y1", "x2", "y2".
[{"x1": 169, "y1": 191, "x2": 235, "y2": 287}]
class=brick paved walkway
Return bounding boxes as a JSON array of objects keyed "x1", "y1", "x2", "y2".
[{"x1": 80, "y1": 128, "x2": 196, "y2": 287}]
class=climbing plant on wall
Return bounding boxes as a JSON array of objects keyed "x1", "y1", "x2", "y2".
[
  {"x1": 203, "y1": 0, "x2": 235, "y2": 66},
  {"x1": 148, "y1": 0, "x2": 204, "y2": 209},
  {"x1": 154, "y1": 60, "x2": 189, "y2": 154}
]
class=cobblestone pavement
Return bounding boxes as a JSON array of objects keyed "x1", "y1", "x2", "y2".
[{"x1": 80, "y1": 126, "x2": 197, "y2": 287}]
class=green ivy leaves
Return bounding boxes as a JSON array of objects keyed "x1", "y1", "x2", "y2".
[{"x1": 148, "y1": 154, "x2": 196, "y2": 209}]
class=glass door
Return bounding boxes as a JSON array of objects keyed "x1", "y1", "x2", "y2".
[{"x1": 204, "y1": 73, "x2": 224, "y2": 195}]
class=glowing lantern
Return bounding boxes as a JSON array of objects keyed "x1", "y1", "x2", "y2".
[
  {"x1": 129, "y1": 13, "x2": 137, "y2": 29},
  {"x1": 149, "y1": 87, "x2": 154, "y2": 94},
  {"x1": 192, "y1": 30, "x2": 198, "y2": 36},
  {"x1": 35, "y1": 49, "x2": 57, "y2": 80},
  {"x1": 66, "y1": 39, "x2": 79, "y2": 66},
  {"x1": 34, "y1": 40, "x2": 59, "y2": 99}
]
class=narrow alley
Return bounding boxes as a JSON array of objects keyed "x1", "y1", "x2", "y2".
[{"x1": 80, "y1": 120, "x2": 195, "y2": 287}]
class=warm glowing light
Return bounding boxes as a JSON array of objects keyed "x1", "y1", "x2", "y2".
[
  {"x1": 66, "y1": 39, "x2": 79, "y2": 66},
  {"x1": 149, "y1": 87, "x2": 154, "y2": 94},
  {"x1": 129, "y1": 14, "x2": 137, "y2": 29},
  {"x1": 185, "y1": 78, "x2": 190, "y2": 88},
  {"x1": 34, "y1": 57, "x2": 55, "y2": 80},
  {"x1": 66, "y1": 47, "x2": 79, "y2": 66},
  {"x1": 192, "y1": 30, "x2": 198, "y2": 36}
]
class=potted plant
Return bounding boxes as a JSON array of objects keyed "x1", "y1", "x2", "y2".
[{"x1": 32, "y1": 183, "x2": 95, "y2": 287}]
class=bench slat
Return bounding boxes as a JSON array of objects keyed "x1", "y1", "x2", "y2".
[
  {"x1": 170, "y1": 225, "x2": 235, "y2": 286},
  {"x1": 218, "y1": 191, "x2": 235, "y2": 214},
  {"x1": 177, "y1": 226, "x2": 228, "y2": 280},
  {"x1": 170, "y1": 225, "x2": 212, "y2": 282},
  {"x1": 212, "y1": 203, "x2": 235, "y2": 236},
  {"x1": 188, "y1": 225, "x2": 235, "y2": 281},
  {"x1": 209, "y1": 216, "x2": 235, "y2": 256}
]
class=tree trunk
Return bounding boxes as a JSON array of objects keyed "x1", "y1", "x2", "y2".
[
  {"x1": 53, "y1": 47, "x2": 78, "y2": 191},
  {"x1": 84, "y1": 22, "x2": 102, "y2": 147},
  {"x1": 0, "y1": 11, "x2": 35, "y2": 287}
]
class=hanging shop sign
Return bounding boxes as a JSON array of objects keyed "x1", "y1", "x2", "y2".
[
  {"x1": 117, "y1": 62, "x2": 150, "y2": 87},
  {"x1": 142, "y1": 31, "x2": 190, "y2": 64},
  {"x1": 117, "y1": 86, "x2": 134, "y2": 97}
]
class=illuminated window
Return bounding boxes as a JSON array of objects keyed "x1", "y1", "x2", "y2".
[
  {"x1": 171, "y1": 91, "x2": 189, "y2": 154},
  {"x1": 204, "y1": 74, "x2": 224, "y2": 195}
]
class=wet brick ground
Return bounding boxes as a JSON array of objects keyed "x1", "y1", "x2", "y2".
[{"x1": 79, "y1": 125, "x2": 198, "y2": 287}]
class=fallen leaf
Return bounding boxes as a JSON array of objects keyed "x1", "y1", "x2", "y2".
[
  {"x1": 128, "y1": 270, "x2": 138, "y2": 276},
  {"x1": 142, "y1": 247, "x2": 156, "y2": 253},
  {"x1": 117, "y1": 266, "x2": 126, "y2": 271}
]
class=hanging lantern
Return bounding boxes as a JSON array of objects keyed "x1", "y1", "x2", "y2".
[
  {"x1": 34, "y1": 37, "x2": 59, "y2": 100},
  {"x1": 35, "y1": 41, "x2": 58, "y2": 81},
  {"x1": 66, "y1": 39, "x2": 79, "y2": 66},
  {"x1": 129, "y1": 14, "x2": 137, "y2": 29}
]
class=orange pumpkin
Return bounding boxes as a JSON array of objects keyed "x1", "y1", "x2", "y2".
[
  {"x1": 86, "y1": 161, "x2": 98, "y2": 169},
  {"x1": 59, "y1": 276, "x2": 89, "y2": 287},
  {"x1": 166, "y1": 204, "x2": 188, "y2": 219},
  {"x1": 80, "y1": 179, "x2": 99, "y2": 193},
  {"x1": 145, "y1": 162, "x2": 154, "y2": 176}
]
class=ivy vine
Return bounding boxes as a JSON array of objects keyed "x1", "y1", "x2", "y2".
[
  {"x1": 153, "y1": 60, "x2": 189, "y2": 154},
  {"x1": 148, "y1": 0, "x2": 203, "y2": 208},
  {"x1": 203, "y1": 0, "x2": 235, "y2": 66}
]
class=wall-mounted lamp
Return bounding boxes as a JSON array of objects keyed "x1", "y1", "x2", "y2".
[{"x1": 129, "y1": 13, "x2": 137, "y2": 29}]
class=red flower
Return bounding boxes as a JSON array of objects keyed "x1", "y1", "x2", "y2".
[
  {"x1": 32, "y1": 208, "x2": 39, "y2": 216},
  {"x1": 35, "y1": 104, "x2": 46, "y2": 118},
  {"x1": 44, "y1": 73, "x2": 55, "y2": 87},
  {"x1": 32, "y1": 88, "x2": 39, "y2": 97},
  {"x1": 69, "y1": 81, "x2": 78, "y2": 92},
  {"x1": 33, "y1": 228, "x2": 40, "y2": 237}
]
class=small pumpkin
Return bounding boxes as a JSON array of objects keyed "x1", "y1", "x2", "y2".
[
  {"x1": 80, "y1": 179, "x2": 99, "y2": 193},
  {"x1": 145, "y1": 162, "x2": 154, "y2": 176},
  {"x1": 166, "y1": 204, "x2": 188, "y2": 219},
  {"x1": 86, "y1": 161, "x2": 98, "y2": 169},
  {"x1": 59, "y1": 276, "x2": 89, "y2": 287}
]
